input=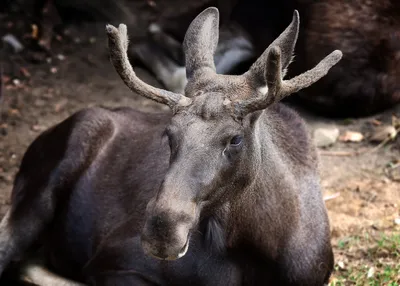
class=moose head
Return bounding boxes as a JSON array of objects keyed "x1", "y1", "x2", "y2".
[{"x1": 106, "y1": 7, "x2": 342, "y2": 261}]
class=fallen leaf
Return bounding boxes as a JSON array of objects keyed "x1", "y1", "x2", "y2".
[
  {"x1": 8, "y1": 109, "x2": 20, "y2": 117},
  {"x1": 324, "y1": 192, "x2": 341, "y2": 201},
  {"x1": 369, "y1": 125, "x2": 397, "y2": 142},
  {"x1": 339, "y1": 131, "x2": 364, "y2": 142},
  {"x1": 31, "y1": 24, "x2": 39, "y2": 39},
  {"x1": 370, "y1": 119, "x2": 382, "y2": 126},
  {"x1": 31, "y1": 125, "x2": 45, "y2": 132},
  {"x1": 20, "y1": 67, "x2": 31, "y2": 78},
  {"x1": 54, "y1": 98, "x2": 68, "y2": 112},
  {"x1": 314, "y1": 127, "x2": 339, "y2": 147}
]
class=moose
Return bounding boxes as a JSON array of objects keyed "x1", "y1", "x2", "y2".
[{"x1": 0, "y1": 7, "x2": 342, "y2": 285}]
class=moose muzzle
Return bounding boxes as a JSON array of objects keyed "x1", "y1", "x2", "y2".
[{"x1": 141, "y1": 198, "x2": 197, "y2": 260}]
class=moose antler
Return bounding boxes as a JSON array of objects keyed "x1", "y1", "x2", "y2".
[
  {"x1": 234, "y1": 47, "x2": 342, "y2": 117},
  {"x1": 233, "y1": 11, "x2": 342, "y2": 118},
  {"x1": 106, "y1": 24, "x2": 192, "y2": 108}
]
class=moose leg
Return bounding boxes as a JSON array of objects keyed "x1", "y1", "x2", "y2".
[
  {"x1": 0, "y1": 211, "x2": 16, "y2": 272},
  {"x1": 20, "y1": 260, "x2": 86, "y2": 285},
  {"x1": 0, "y1": 183, "x2": 56, "y2": 277}
]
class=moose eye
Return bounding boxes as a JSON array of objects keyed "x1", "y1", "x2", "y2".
[{"x1": 230, "y1": 135, "x2": 243, "y2": 146}]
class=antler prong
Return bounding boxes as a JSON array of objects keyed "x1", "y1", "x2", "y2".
[
  {"x1": 265, "y1": 46, "x2": 283, "y2": 97},
  {"x1": 281, "y1": 50, "x2": 342, "y2": 95},
  {"x1": 106, "y1": 24, "x2": 192, "y2": 108},
  {"x1": 233, "y1": 48, "x2": 342, "y2": 118},
  {"x1": 233, "y1": 9, "x2": 343, "y2": 118}
]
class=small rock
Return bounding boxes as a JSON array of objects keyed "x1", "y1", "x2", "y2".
[
  {"x1": 12, "y1": 78, "x2": 21, "y2": 86},
  {"x1": 31, "y1": 125, "x2": 45, "y2": 132},
  {"x1": 367, "y1": 267, "x2": 375, "y2": 278},
  {"x1": 314, "y1": 127, "x2": 339, "y2": 147},
  {"x1": 337, "y1": 261, "x2": 345, "y2": 269},
  {"x1": 395, "y1": 217, "x2": 400, "y2": 225},
  {"x1": 54, "y1": 98, "x2": 68, "y2": 112},
  {"x1": 56, "y1": 54, "x2": 65, "y2": 61}
]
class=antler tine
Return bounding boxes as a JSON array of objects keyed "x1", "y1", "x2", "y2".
[
  {"x1": 233, "y1": 48, "x2": 342, "y2": 118},
  {"x1": 281, "y1": 50, "x2": 343, "y2": 95},
  {"x1": 106, "y1": 24, "x2": 192, "y2": 108}
]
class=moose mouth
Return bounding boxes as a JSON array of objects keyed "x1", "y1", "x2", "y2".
[
  {"x1": 165, "y1": 238, "x2": 189, "y2": 261},
  {"x1": 175, "y1": 239, "x2": 190, "y2": 259},
  {"x1": 145, "y1": 238, "x2": 190, "y2": 261}
]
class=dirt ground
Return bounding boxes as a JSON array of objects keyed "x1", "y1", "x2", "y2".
[{"x1": 0, "y1": 4, "x2": 399, "y2": 285}]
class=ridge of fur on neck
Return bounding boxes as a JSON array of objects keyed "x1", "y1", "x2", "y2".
[{"x1": 201, "y1": 206, "x2": 229, "y2": 254}]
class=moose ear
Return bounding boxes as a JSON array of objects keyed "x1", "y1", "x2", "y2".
[{"x1": 183, "y1": 7, "x2": 219, "y2": 80}]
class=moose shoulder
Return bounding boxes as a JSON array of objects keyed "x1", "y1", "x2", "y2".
[{"x1": 0, "y1": 7, "x2": 342, "y2": 286}]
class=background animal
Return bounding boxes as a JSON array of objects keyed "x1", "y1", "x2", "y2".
[{"x1": 129, "y1": 0, "x2": 400, "y2": 117}]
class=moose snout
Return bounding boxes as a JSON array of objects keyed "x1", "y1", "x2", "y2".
[{"x1": 141, "y1": 209, "x2": 194, "y2": 260}]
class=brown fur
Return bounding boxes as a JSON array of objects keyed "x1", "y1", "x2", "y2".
[
  {"x1": 291, "y1": 0, "x2": 400, "y2": 116},
  {"x1": 136, "y1": 0, "x2": 400, "y2": 117}
]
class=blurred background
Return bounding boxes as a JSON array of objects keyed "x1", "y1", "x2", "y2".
[{"x1": 0, "y1": 1, "x2": 399, "y2": 284}]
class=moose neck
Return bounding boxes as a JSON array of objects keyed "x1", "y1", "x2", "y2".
[{"x1": 224, "y1": 107, "x2": 300, "y2": 259}]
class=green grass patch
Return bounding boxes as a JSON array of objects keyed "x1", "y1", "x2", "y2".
[{"x1": 330, "y1": 233, "x2": 400, "y2": 286}]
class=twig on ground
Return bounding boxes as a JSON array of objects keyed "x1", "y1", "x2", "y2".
[{"x1": 324, "y1": 192, "x2": 341, "y2": 201}]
